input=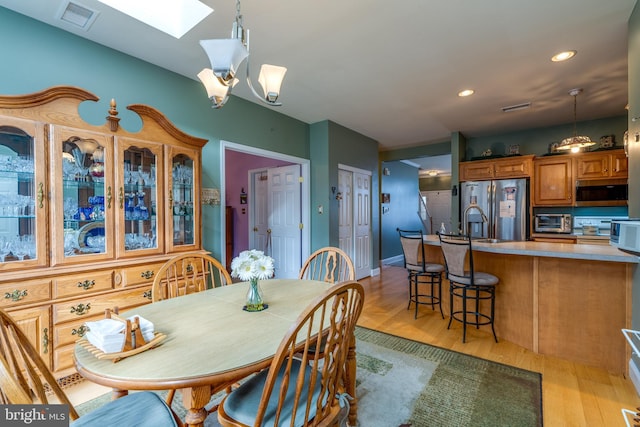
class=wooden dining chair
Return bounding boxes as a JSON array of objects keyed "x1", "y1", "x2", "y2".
[
  {"x1": 217, "y1": 280, "x2": 365, "y2": 427},
  {"x1": 152, "y1": 252, "x2": 232, "y2": 302},
  {"x1": 0, "y1": 308, "x2": 181, "y2": 427},
  {"x1": 298, "y1": 246, "x2": 355, "y2": 283}
]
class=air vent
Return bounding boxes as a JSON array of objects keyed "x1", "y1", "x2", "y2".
[
  {"x1": 501, "y1": 102, "x2": 531, "y2": 113},
  {"x1": 57, "y1": 1, "x2": 99, "y2": 31}
]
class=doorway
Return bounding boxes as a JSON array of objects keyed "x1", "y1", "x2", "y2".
[{"x1": 221, "y1": 141, "x2": 310, "y2": 279}]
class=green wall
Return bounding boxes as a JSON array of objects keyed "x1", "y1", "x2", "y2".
[{"x1": 0, "y1": 7, "x2": 361, "y2": 262}]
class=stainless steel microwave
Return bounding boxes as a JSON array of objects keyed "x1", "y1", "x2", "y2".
[
  {"x1": 575, "y1": 178, "x2": 628, "y2": 206},
  {"x1": 534, "y1": 213, "x2": 572, "y2": 234}
]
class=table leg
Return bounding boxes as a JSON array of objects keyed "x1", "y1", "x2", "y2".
[
  {"x1": 181, "y1": 385, "x2": 212, "y2": 427},
  {"x1": 345, "y1": 333, "x2": 358, "y2": 427},
  {"x1": 110, "y1": 388, "x2": 128, "y2": 400}
]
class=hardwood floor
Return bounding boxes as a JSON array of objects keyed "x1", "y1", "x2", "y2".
[{"x1": 357, "y1": 264, "x2": 639, "y2": 427}]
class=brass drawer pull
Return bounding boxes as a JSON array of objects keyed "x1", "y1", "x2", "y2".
[
  {"x1": 140, "y1": 270, "x2": 154, "y2": 279},
  {"x1": 70, "y1": 303, "x2": 91, "y2": 315},
  {"x1": 107, "y1": 186, "x2": 113, "y2": 209},
  {"x1": 77, "y1": 280, "x2": 95, "y2": 290},
  {"x1": 186, "y1": 263, "x2": 194, "y2": 273},
  {"x1": 37, "y1": 182, "x2": 44, "y2": 209},
  {"x1": 43, "y1": 328, "x2": 49, "y2": 354},
  {"x1": 72, "y1": 325, "x2": 88, "y2": 337},
  {"x1": 143, "y1": 290, "x2": 152, "y2": 300},
  {"x1": 4, "y1": 289, "x2": 28, "y2": 302}
]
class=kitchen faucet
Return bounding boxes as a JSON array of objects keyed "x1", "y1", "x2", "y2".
[{"x1": 462, "y1": 203, "x2": 488, "y2": 237}]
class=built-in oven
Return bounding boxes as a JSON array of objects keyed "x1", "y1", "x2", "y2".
[
  {"x1": 575, "y1": 178, "x2": 628, "y2": 206},
  {"x1": 534, "y1": 213, "x2": 572, "y2": 234}
]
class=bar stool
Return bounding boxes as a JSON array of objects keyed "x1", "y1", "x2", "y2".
[
  {"x1": 397, "y1": 228, "x2": 444, "y2": 319},
  {"x1": 438, "y1": 233, "x2": 499, "y2": 343}
]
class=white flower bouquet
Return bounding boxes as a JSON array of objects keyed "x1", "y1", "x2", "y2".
[{"x1": 230, "y1": 249, "x2": 275, "y2": 282}]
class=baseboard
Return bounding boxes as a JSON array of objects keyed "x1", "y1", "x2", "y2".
[
  {"x1": 370, "y1": 267, "x2": 380, "y2": 276},
  {"x1": 629, "y1": 359, "x2": 640, "y2": 396},
  {"x1": 381, "y1": 255, "x2": 403, "y2": 265}
]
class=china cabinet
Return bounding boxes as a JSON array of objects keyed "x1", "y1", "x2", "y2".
[{"x1": 0, "y1": 86, "x2": 206, "y2": 376}]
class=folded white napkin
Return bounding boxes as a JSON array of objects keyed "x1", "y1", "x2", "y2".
[{"x1": 84, "y1": 315, "x2": 155, "y2": 353}]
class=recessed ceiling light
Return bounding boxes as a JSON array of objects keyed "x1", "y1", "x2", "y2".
[
  {"x1": 458, "y1": 89, "x2": 474, "y2": 97},
  {"x1": 97, "y1": 0, "x2": 213, "y2": 39},
  {"x1": 551, "y1": 50, "x2": 577, "y2": 62}
]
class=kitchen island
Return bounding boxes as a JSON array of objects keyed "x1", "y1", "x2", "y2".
[{"x1": 423, "y1": 235, "x2": 639, "y2": 373}]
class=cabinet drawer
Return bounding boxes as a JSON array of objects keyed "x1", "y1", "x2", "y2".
[
  {"x1": 119, "y1": 262, "x2": 166, "y2": 287},
  {"x1": 53, "y1": 286, "x2": 152, "y2": 325},
  {"x1": 53, "y1": 343, "x2": 76, "y2": 373},
  {"x1": 0, "y1": 279, "x2": 51, "y2": 308},
  {"x1": 54, "y1": 314, "x2": 101, "y2": 347},
  {"x1": 53, "y1": 271, "x2": 114, "y2": 299}
]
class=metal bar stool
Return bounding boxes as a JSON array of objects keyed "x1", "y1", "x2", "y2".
[
  {"x1": 398, "y1": 228, "x2": 444, "y2": 319},
  {"x1": 438, "y1": 233, "x2": 499, "y2": 343}
]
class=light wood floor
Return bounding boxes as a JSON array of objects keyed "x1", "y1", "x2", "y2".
[{"x1": 357, "y1": 264, "x2": 639, "y2": 427}]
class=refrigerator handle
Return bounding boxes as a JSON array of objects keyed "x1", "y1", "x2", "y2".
[{"x1": 491, "y1": 181, "x2": 496, "y2": 239}]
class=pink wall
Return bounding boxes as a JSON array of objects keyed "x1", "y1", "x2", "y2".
[{"x1": 225, "y1": 150, "x2": 293, "y2": 258}]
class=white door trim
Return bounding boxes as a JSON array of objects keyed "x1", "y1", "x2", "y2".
[
  {"x1": 338, "y1": 163, "x2": 372, "y2": 177},
  {"x1": 220, "y1": 141, "x2": 310, "y2": 266}
]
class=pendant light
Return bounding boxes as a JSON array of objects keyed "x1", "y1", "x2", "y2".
[{"x1": 556, "y1": 88, "x2": 595, "y2": 153}]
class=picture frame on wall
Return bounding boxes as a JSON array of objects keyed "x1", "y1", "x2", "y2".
[{"x1": 381, "y1": 193, "x2": 390, "y2": 203}]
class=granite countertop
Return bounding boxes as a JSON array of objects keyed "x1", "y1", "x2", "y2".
[{"x1": 424, "y1": 234, "x2": 638, "y2": 263}]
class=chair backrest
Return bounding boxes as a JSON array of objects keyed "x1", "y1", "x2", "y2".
[
  {"x1": 298, "y1": 246, "x2": 355, "y2": 283},
  {"x1": 438, "y1": 233, "x2": 474, "y2": 280},
  {"x1": 152, "y1": 253, "x2": 232, "y2": 302},
  {"x1": 0, "y1": 308, "x2": 79, "y2": 420},
  {"x1": 397, "y1": 228, "x2": 426, "y2": 269},
  {"x1": 252, "y1": 281, "x2": 365, "y2": 426}
]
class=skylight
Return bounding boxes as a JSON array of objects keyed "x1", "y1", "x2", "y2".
[{"x1": 98, "y1": 0, "x2": 213, "y2": 39}]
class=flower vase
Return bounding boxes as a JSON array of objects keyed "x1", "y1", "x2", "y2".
[{"x1": 244, "y1": 279, "x2": 267, "y2": 312}]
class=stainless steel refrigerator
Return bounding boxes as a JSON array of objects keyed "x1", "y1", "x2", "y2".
[{"x1": 460, "y1": 178, "x2": 529, "y2": 241}]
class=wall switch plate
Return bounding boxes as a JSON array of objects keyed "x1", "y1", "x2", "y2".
[{"x1": 318, "y1": 205, "x2": 323, "y2": 214}]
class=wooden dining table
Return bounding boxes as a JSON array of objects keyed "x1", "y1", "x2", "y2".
[{"x1": 73, "y1": 278, "x2": 359, "y2": 427}]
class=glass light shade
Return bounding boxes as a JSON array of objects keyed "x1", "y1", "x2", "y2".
[
  {"x1": 199, "y1": 39, "x2": 249, "y2": 82},
  {"x1": 258, "y1": 64, "x2": 287, "y2": 102},
  {"x1": 556, "y1": 135, "x2": 595, "y2": 151}
]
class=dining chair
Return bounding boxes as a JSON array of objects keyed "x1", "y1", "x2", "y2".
[
  {"x1": 397, "y1": 228, "x2": 445, "y2": 319},
  {"x1": 217, "y1": 280, "x2": 365, "y2": 427},
  {"x1": 298, "y1": 246, "x2": 355, "y2": 283},
  {"x1": 438, "y1": 233, "x2": 499, "y2": 343},
  {"x1": 0, "y1": 308, "x2": 181, "y2": 427},
  {"x1": 152, "y1": 252, "x2": 232, "y2": 302}
]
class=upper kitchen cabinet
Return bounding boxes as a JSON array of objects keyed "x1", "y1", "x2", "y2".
[
  {"x1": 459, "y1": 155, "x2": 534, "y2": 181},
  {"x1": 533, "y1": 156, "x2": 573, "y2": 206},
  {"x1": 575, "y1": 149, "x2": 627, "y2": 179}
]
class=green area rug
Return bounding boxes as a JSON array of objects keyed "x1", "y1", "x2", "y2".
[{"x1": 77, "y1": 326, "x2": 542, "y2": 426}]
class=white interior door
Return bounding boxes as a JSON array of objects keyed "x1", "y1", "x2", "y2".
[
  {"x1": 268, "y1": 164, "x2": 302, "y2": 278},
  {"x1": 353, "y1": 171, "x2": 371, "y2": 279},
  {"x1": 250, "y1": 170, "x2": 269, "y2": 252},
  {"x1": 338, "y1": 169, "x2": 353, "y2": 258}
]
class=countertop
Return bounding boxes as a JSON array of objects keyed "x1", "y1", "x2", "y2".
[{"x1": 424, "y1": 234, "x2": 639, "y2": 263}]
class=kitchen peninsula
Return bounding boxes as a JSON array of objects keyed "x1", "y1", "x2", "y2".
[{"x1": 423, "y1": 235, "x2": 638, "y2": 373}]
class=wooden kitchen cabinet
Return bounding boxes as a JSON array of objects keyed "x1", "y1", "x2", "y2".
[
  {"x1": 533, "y1": 156, "x2": 573, "y2": 206},
  {"x1": 575, "y1": 149, "x2": 628, "y2": 179},
  {"x1": 0, "y1": 86, "x2": 207, "y2": 378},
  {"x1": 459, "y1": 155, "x2": 534, "y2": 181}
]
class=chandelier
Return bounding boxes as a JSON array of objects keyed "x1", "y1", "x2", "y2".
[
  {"x1": 556, "y1": 88, "x2": 595, "y2": 153},
  {"x1": 197, "y1": 0, "x2": 287, "y2": 109}
]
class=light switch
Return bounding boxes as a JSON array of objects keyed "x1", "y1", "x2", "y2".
[{"x1": 317, "y1": 205, "x2": 323, "y2": 214}]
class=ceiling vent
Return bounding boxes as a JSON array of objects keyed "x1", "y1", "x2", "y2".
[
  {"x1": 57, "y1": 1, "x2": 99, "y2": 31},
  {"x1": 501, "y1": 102, "x2": 531, "y2": 113}
]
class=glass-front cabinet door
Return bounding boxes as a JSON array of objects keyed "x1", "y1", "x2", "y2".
[
  {"x1": 115, "y1": 137, "x2": 163, "y2": 257},
  {"x1": 50, "y1": 126, "x2": 114, "y2": 265},
  {"x1": 167, "y1": 146, "x2": 200, "y2": 253},
  {"x1": 0, "y1": 116, "x2": 47, "y2": 270}
]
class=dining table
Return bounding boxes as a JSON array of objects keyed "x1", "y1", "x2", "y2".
[{"x1": 73, "y1": 278, "x2": 359, "y2": 427}]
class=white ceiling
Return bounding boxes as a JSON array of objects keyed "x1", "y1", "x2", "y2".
[{"x1": 0, "y1": 0, "x2": 636, "y2": 165}]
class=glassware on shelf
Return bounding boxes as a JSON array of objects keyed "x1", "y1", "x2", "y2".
[
  {"x1": 125, "y1": 193, "x2": 135, "y2": 220},
  {"x1": 63, "y1": 229, "x2": 80, "y2": 256},
  {"x1": 64, "y1": 198, "x2": 78, "y2": 221},
  {"x1": 10, "y1": 236, "x2": 29, "y2": 261},
  {"x1": 0, "y1": 237, "x2": 11, "y2": 262},
  {"x1": 134, "y1": 191, "x2": 149, "y2": 220}
]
